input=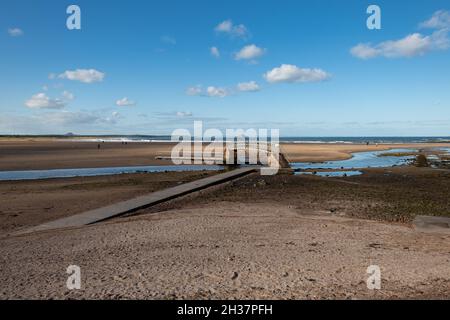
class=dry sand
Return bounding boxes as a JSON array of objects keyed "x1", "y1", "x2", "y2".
[{"x1": 1, "y1": 201, "x2": 449, "y2": 299}]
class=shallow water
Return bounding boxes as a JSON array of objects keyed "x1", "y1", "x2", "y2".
[
  {"x1": 295, "y1": 170, "x2": 362, "y2": 177},
  {"x1": 291, "y1": 149, "x2": 416, "y2": 170},
  {"x1": 0, "y1": 165, "x2": 224, "y2": 181}
]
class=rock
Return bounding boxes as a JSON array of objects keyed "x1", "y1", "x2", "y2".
[{"x1": 256, "y1": 179, "x2": 267, "y2": 187}]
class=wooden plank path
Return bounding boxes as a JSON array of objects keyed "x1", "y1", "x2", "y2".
[{"x1": 16, "y1": 167, "x2": 257, "y2": 235}]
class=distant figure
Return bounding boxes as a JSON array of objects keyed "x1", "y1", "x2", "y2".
[
  {"x1": 97, "y1": 144, "x2": 101, "y2": 150},
  {"x1": 366, "y1": 141, "x2": 370, "y2": 146}
]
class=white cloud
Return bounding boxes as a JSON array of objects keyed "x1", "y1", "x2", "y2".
[
  {"x1": 187, "y1": 82, "x2": 260, "y2": 97},
  {"x1": 25, "y1": 93, "x2": 66, "y2": 109},
  {"x1": 234, "y1": 44, "x2": 266, "y2": 60},
  {"x1": 264, "y1": 64, "x2": 331, "y2": 84},
  {"x1": 351, "y1": 30, "x2": 449, "y2": 59},
  {"x1": 116, "y1": 97, "x2": 136, "y2": 107},
  {"x1": 207, "y1": 86, "x2": 229, "y2": 98},
  {"x1": 237, "y1": 81, "x2": 260, "y2": 92},
  {"x1": 58, "y1": 69, "x2": 105, "y2": 83},
  {"x1": 176, "y1": 111, "x2": 193, "y2": 117},
  {"x1": 352, "y1": 11, "x2": 450, "y2": 60},
  {"x1": 210, "y1": 46, "x2": 220, "y2": 58},
  {"x1": 420, "y1": 10, "x2": 450, "y2": 29},
  {"x1": 8, "y1": 28, "x2": 23, "y2": 37},
  {"x1": 349, "y1": 44, "x2": 380, "y2": 59},
  {"x1": 104, "y1": 111, "x2": 123, "y2": 124},
  {"x1": 186, "y1": 85, "x2": 203, "y2": 96},
  {"x1": 215, "y1": 20, "x2": 250, "y2": 39},
  {"x1": 62, "y1": 90, "x2": 75, "y2": 100},
  {"x1": 215, "y1": 20, "x2": 233, "y2": 33}
]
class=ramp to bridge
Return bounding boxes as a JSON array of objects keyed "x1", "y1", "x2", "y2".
[{"x1": 16, "y1": 167, "x2": 257, "y2": 235}]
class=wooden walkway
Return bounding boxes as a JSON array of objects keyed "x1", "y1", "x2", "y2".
[{"x1": 17, "y1": 167, "x2": 257, "y2": 235}]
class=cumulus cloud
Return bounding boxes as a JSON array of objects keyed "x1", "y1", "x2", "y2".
[
  {"x1": 116, "y1": 97, "x2": 136, "y2": 107},
  {"x1": 420, "y1": 10, "x2": 450, "y2": 29},
  {"x1": 215, "y1": 20, "x2": 250, "y2": 39},
  {"x1": 187, "y1": 82, "x2": 261, "y2": 97},
  {"x1": 350, "y1": 30, "x2": 450, "y2": 59},
  {"x1": 206, "y1": 86, "x2": 229, "y2": 98},
  {"x1": 62, "y1": 90, "x2": 75, "y2": 100},
  {"x1": 210, "y1": 46, "x2": 220, "y2": 58},
  {"x1": 234, "y1": 44, "x2": 266, "y2": 61},
  {"x1": 25, "y1": 93, "x2": 66, "y2": 109},
  {"x1": 8, "y1": 28, "x2": 23, "y2": 37},
  {"x1": 58, "y1": 69, "x2": 105, "y2": 83},
  {"x1": 237, "y1": 81, "x2": 260, "y2": 92},
  {"x1": 215, "y1": 20, "x2": 233, "y2": 32},
  {"x1": 186, "y1": 85, "x2": 203, "y2": 96},
  {"x1": 351, "y1": 10, "x2": 450, "y2": 59},
  {"x1": 264, "y1": 64, "x2": 331, "y2": 84}
]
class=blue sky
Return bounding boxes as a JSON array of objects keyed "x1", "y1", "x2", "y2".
[{"x1": 1, "y1": 0, "x2": 450, "y2": 136}]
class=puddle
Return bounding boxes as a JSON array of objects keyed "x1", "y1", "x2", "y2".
[
  {"x1": 0, "y1": 165, "x2": 225, "y2": 181},
  {"x1": 291, "y1": 149, "x2": 416, "y2": 170}
]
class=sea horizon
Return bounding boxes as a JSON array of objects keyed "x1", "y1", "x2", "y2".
[{"x1": 2, "y1": 134, "x2": 450, "y2": 144}]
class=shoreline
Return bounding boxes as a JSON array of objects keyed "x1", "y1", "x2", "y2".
[{"x1": 0, "y1": 139, "x2": 449, "y2": 171}]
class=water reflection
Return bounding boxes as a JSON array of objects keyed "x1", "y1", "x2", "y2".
[
  {"x1": 0, "y1": 165, "x2": 224, "y2": 181},
  {"x1": 291, "y1": 149, "x2": 416, "y2": 170}
]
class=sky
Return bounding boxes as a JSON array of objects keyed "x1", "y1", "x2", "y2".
[{"x1": 1, "y1": 0, "x2": 450, "y2": 136}]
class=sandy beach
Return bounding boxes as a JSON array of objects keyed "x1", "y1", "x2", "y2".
[
  {"x1": 0, "y1": 139, "x2": 175, "y2": 171},
  {"x1": 1, "y1": 139, "x2": 450, "y2": 299},
  {"x1": 0, "y1": 138, "x2": 448, "y2": 170}
]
